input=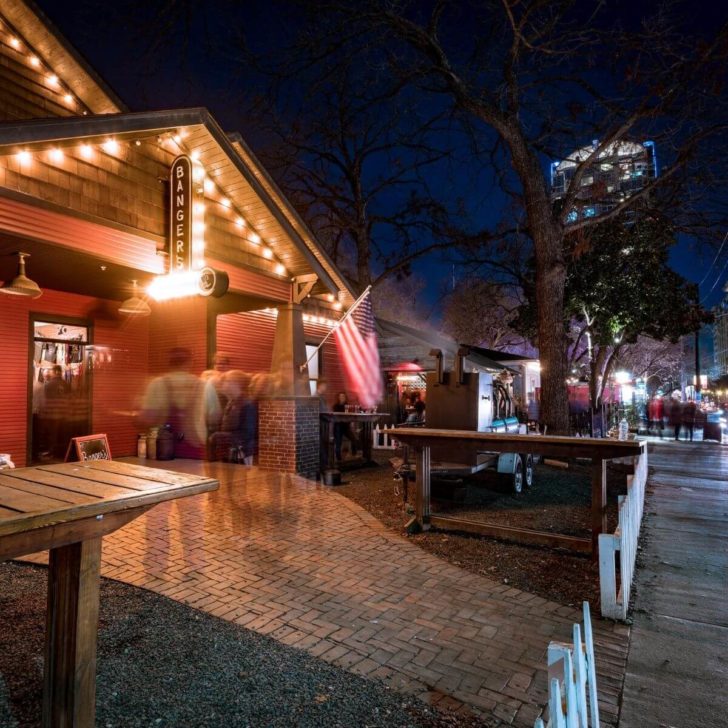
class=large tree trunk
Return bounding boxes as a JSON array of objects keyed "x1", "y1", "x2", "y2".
[
  {"x1": 504, "y1": 127, "x2": 571, "y2": 434},
  {"x1": 533, "y1": 226, "x2": 570, "y2": 434}
]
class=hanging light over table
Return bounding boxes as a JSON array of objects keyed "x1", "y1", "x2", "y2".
[
  {"x1": 0, "y1": 252, "x2": 43, "y2": 299},
  {"x1": 118, "y1": 279, "x2": 151, "y2": 316}
]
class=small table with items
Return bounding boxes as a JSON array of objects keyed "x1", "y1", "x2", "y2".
[
  {"x1": 319, "y1": 412, "x2": 383, "y2": 472},
  {"x1": 0, "y1": 459, "x2": 218, "y2": 727}
]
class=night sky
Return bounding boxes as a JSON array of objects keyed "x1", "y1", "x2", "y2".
[{"x1": 33, "y1": 0, "x2": 728, "y2": 309}]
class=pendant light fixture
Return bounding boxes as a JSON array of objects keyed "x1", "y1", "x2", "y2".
[
  {"x1": 0, "y1": 252, "x2": 43, "y2": 299},
  {"x1": 118, "y1": 279, "x2": 151, "y2": 316}
]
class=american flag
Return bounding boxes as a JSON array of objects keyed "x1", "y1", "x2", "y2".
[{"x1": 335, "y1": 290, "x2": 383, "y2": 408}]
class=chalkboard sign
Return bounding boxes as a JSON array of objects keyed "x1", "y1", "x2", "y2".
[{"x1": 65, "y1": 434, "x2": 112, "y2": 462}]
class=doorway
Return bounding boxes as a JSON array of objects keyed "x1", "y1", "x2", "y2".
[{"x1": 30, "y1": 318, "x2": 92, "y2": 463}]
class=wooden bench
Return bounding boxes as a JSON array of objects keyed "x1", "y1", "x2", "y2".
[{"x1": 0, "y1": 459, "x2": 218, "y2": 727}]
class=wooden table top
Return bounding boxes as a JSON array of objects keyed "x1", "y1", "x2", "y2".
[
  {"x1": 320, "y1": 412, "x2": 383, "y2": 421},
  {"x1": 0, "y1": 460, "x2": 218, "y2": 541},
  {"x1": 389, "y1": 427, "x2": 646, "y2": 460}
]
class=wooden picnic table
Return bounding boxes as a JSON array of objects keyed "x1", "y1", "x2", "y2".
[
  {"x1": 0, "y1": 459, "x2": 218, "y2": 728},
  {"x1": 389, "y1": 428, "x2": 645, "y2": 558},
  {"x1": 319, "y1": 412, "x2": 383, "y2": 471}
]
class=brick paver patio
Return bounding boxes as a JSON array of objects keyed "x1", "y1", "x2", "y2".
[{"x1": 24, "y1": 460, "x2": 629, "y2": 726}]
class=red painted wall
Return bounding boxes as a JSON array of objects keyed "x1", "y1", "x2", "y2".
[
  {"x1": 0, "y1": 288, "x2": 149, "y2": 466},
  {"x1": 215, "y1": 310, "x2": 346, "y2": 403}
]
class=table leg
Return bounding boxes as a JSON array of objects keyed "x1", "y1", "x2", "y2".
[
  {"x1": 591, "y1": 459, "x2": 607, "y2": 561},
  {"x1": 415, "y1": 445, "x2": 431, "y2": 530},
  {"x1": 362, "y1": 422, "x2": 373, "y2": 463},
  {"x1": 43, "y1": 537, "x2": 102, "y2": 728}
]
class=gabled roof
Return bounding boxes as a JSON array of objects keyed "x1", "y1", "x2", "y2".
[
  {"x1": 0, "y1": 108, "x2": 354, "y2": 303},
  {"x1": 466, "y1": 345, "x2": 538, "y2": 364},
  {"x1": 376, "y1": 317, "x2": 515, "y2": 373},
  {"x1": 2, "y1": 0, "x2": 127, "y2": 114}
]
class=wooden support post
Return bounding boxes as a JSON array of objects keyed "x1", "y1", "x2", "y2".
[
  {"x1": 43, "y1": 537, "x2": 102, "y2": 728},
  {"x1": 591, "y1": 459, "x2": 607, "y2": 560},
  {"x1": 415, "y1": 445, "x2": 431, "y2": 530}
]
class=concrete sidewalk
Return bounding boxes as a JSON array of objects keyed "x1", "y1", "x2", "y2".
[{"x1": 620, "y1": 441, "x2": 728, "y2": 728}]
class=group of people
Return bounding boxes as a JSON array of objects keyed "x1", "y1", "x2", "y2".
[
  {"x1": 648, "y1": 395, "x2": 700, "y2": 442},
  {"x1": 399, "y1": 390, "x2": 426, "y2": 425},
  {"x1": 141, "y1": 350, "x2": 261, "y2": 463}
]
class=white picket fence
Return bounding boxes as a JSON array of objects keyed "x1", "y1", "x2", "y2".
[
  {"x1": 372, "y1": 424, "x2": 397, "y2": 450},
  {"x1": 534, "y1": 602, "x2": 600, "y2": 728},
  {"x1": 598, "y1": 448, "x2": 649, "y2": 620}
]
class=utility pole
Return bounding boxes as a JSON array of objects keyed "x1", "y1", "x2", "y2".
[{"x1": 694, "y1": 284, "x2": 701, "y2": 396}]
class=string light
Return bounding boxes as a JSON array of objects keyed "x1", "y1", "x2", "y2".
[
  {"x1": 29, "y1": 55, "x2": 40, "y2": 67},
  {"x1": 4, "y1": 121, "x2": 288, "y2": 274},
  {"x1": 47, "y1": 74, "x2": 59, "y2": 86},
  {"x1": 102, "y1": 138, "x2": 119, "y2": 154},
  {"x1": 9, "y1": 37, "x2": 20, "y2": 49},
  {"x1": 63, "y1": 93, "x2": 73, "y2": 105}
]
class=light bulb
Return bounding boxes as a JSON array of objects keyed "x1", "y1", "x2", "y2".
[
  {"x1": 221, "y1": 197, "x2": 231, "y2": 208},
  {"x1": 10, "y1": 37, "x2": 20, "y2": 49},
  {"x1": 47, "y1": 74, "x2": 59, "y2": 86},
  {"x1": 63, "y1": 94, "x2": 73, "y2": 105},
  {"x1": 29, "y1": 56, "x2": 40, "y2": 67},
  {"x1": 79, "y1": 144, "x2": 93, "y2": 159},
  {"x1": 203, "y1": 178, "x2": 214, "y2": 194},
  {"x1": 275, "y1": 263, "x2": 286, "y2": 275},
  {"x1": 49, "y1": 148, "x2": 64, "y2": 163},
  {"x1": 16, "y1": 150, "x2": 31, "y2": 165},
  {"x1": 249, "y1": 232, "x2": 261, "y2": 244},
  {"x1": 235, "y1": 217, "x2": 245, "y2": 228},
  {"x1": 262, "y1": 247, "x2": 273, "y2": 259},
  {"x1": 102, "y1": 138, "x2": 119, "y2": 154}
]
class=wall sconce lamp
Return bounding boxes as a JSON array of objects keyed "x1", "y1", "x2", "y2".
[
  {"x1": 0, "y1": 252, "x2": 43, "y2": 299},
  {"x1": 118, "y1": 279, "x2": 151, "y2": 316}
]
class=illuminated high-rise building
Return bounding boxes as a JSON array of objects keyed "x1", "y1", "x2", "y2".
[{"x1": 550, "y1": 140, "x2": 658, "y2": 223}]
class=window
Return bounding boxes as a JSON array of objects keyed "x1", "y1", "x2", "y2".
[{"x1": 306, "y1": 344, "x2": 322, "y2": 395}]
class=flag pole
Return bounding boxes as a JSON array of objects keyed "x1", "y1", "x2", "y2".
[{"x1": 299, "y1": 285, "x2": 372, "y2": 372}]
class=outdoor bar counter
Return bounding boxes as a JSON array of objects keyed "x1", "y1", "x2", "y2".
[
  {"x1": 0, "y1": 459, "x2": 218, "y2": 727},
  {"x1": 319, "y1": 411, "x2": 383, "y2": 471}
]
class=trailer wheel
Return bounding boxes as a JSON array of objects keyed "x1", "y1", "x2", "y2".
[
  {"x1": 521, "y1": 454, "x2": 534, "y2": 489},
  {"x1": 511, "y1": 457, "x2": 524, "y2": 494}
]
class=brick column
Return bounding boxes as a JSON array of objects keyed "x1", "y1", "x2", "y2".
[{"x1": 258, "y1": 396, "x2": 320, "y2": 478}]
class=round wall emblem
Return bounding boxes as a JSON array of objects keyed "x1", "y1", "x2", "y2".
[{"x1": 198, "y1": 267, "x2": 229, "y2": 297}]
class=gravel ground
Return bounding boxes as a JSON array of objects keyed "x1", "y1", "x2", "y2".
[
  {"x1": 0, "y1": 562, "x2": 492, "y2": 728},
  {"x1": 336, "y1": 454, "x2": 628, "y2": 609}
]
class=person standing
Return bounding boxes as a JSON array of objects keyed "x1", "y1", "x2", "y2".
[
  {"x1": 648, "y1": 395, "x2": 664, "y2": 439},
  {"x1": 681, "y1": 400, "x2": 697, "y2": 442},
  {"x1": 333, "y1": 391, "x2": 359, "y2": 460},
  {"x1": 668, "y1": 397, "x2": 683, "y2": 441}
]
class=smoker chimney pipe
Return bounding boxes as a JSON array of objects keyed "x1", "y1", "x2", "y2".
[
  {"x1": 455, "y1": 346, "x2": 469, "y2": 386},
  {"x1": 429, "y1": 349, "x2": 443, "y2": 384}
]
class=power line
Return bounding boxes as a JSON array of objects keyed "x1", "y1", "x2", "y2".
[
  {"x1": 700, "y1": 252, "x2": 728, "y2": 304},
  {"x1": 698, "y1": 230, "x2": 728, "y2": 286}
]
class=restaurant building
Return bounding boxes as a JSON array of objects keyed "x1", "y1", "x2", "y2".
[{"x1": 0, "y1": 0, "x2": 352, "y2": 474}]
